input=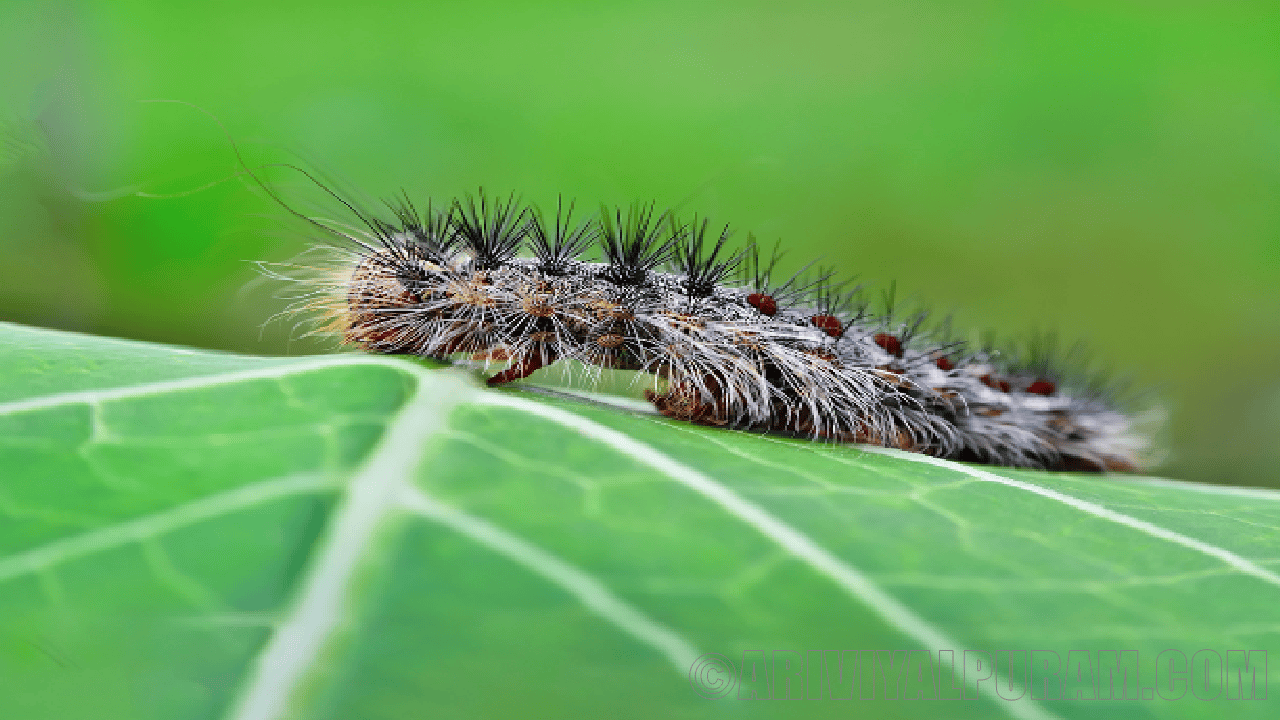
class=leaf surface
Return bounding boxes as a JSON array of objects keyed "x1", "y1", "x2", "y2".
[{"x1": 1, "y1": 322, "x2": 1276, "y2": 720}]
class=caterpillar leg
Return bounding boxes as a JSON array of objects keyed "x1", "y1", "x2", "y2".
[
  {"x1": 644, "y1": 376, "x2": 729, "y2": 427},
  {"x1": 487, "y1": 345, "x2": 557, "y2": 386}
]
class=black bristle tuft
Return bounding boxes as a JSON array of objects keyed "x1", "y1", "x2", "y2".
[
  {"x1": 599, "y1": 202, "x2": 681, "y2": 285},
  {"x1": 742, "y1": 239, "x2": 833, "y2": 312},
  {"x1": 739, "y1": 235, "x2": 780, "y2": 291},
  {"x1": 529, "y1": 196, "x2": 598, "y2": 275},
  {"x1": 878, "y1": 280, "x2": 899, "y2": 322},
  {"x1": 380, "y1": 193, "x2": 457, "y2": 267},
  {"x1": 807, "y1": 270, "x2": 866, "y2": 340},
  {"x1": 673, "y1": 216, "x2": 749, "y2": 298},
  {"x1": 451, "y1": 190, "x2": 531, "y2": 271},
  {"x1": 809, "y1": 268, "x2": 863, "y2": 316}
]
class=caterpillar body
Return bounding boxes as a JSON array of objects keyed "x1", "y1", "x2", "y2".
[{"x1": 268, "y1": 191, "x2": 1150, "y2": 472}]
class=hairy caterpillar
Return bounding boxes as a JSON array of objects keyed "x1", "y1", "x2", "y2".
[{"x1": 263, "y1": 189, "x2": 1151, "y2": 472}]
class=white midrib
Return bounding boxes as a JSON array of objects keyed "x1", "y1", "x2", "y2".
[
  {"x1": 224, "y1": 365, "x2": 461, "y2": 720},
  {"x1": 223, "y1": 366, "x2": 700, "y2": 720},
  {"x1": 1, "y1": 356, "x2": 702, "y2": 718}
]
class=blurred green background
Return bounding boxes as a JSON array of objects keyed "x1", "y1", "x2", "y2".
[{"x1": 1, "y1": 0, "x2": 1277, "y2": 486}]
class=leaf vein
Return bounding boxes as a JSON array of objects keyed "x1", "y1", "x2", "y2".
[
  {"x1": 398, "y1": 484, "x2": 700, "y2": 674},
  {"x1": 482, "y1": 393, "x2": 1061, "y2": 720},
  {"x1": 0, "y1": 473, "x2": 335, "y2": 585}
]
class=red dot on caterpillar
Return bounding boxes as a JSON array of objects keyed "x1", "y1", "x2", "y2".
[
  {"x1": 980, "y1": 374, "x2": 1012, "y2": 393},
  {"x1": 810, "y1": 315, "x2": 844, "y2": 338},
  {"x1": 873, "y1": 333, "x2": 904, "y2": 358},
  {"x1": 1026, "y1": 380, "x2": 1056, "y2": 396},
  {"x1": 746, "y1": 293, "x2": 777, "y2": 316}
]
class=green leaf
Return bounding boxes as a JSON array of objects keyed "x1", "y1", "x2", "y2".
[{"x1": 1, "y1": 321, "x2": 1276, "y2": 720}]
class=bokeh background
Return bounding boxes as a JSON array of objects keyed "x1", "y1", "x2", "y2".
[{"x1": 2, "y1": 1, "x2": 1277, "y2": 486}]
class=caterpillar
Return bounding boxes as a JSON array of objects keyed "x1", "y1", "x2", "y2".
[{"x1": 263, "y1": 189, "x2": 1152, "y2": 473}]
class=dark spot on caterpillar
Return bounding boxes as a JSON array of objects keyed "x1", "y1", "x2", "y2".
[
  {"x1": 519, "y1": 295, "x2": 556, "y2": 317},
  {"x1": 873, "y1": 333, "x2": 903, "y2": 357},
  {"x1": 448, "y1": 281, "x2": 497, "y2": 308},
  {"x1": 473, "y1": 347, "x2": 511, "y2": 362},
  {"x1": 808, "y1": 348, "x2": 839, "y2": 364},
  {"x1": 811, "y1": 314, "x2": 843, "y2": 338},
  {"x1": 595, "y1": 333, "x2": 625, "y2": 348},
  {"x1": 661, "y1": 311, "x2": 705, "y2": 332},
  {"x1": 747, "y1": 293, "x2": 777, "y2": 316},
  {"x1": 980, "y1": 374, "x2": 1012, "y2": 393},
  {"x1": 1026, "y1": 380, "x2": 1056, "y2": 396},
  {"x1": 935, "y1": 356, "x2": 954, "y2": 371},
  {"x1": 589, "y1": 299, "x2": 635, "y2": 321}
]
